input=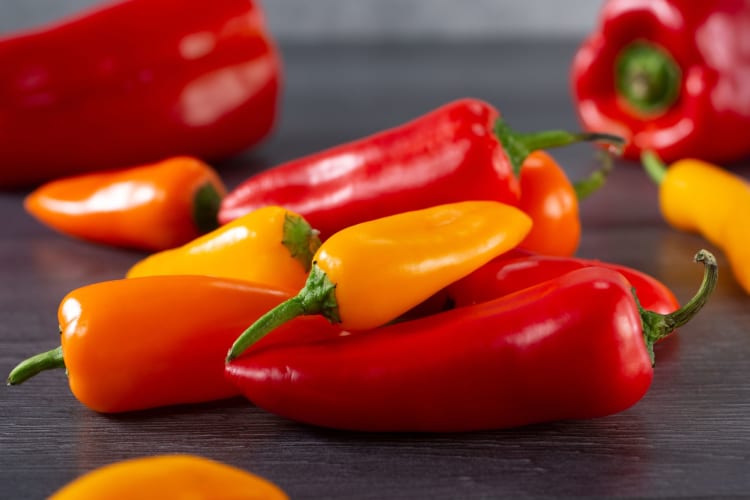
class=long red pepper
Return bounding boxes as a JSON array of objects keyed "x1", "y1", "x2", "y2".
[
  {"x1": 218, "y1": 98, "x2": 623, "y2": 239},
  {"x1": 444, "y1": 249, "x2": 679, "y2": 315},
  {"x1": 572, "y1": 0, "x2": 750, "y2": 163},
  {"x1": 225, "y1": 250, "x2": 716, "y2": 432},
  {"x1": 0, "y1": 0, "x2": 281, "y2": 188}
]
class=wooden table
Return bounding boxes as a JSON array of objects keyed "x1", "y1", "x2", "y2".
[{"x1": 2, "y1": 40, "x2": 749, "y2": 499}]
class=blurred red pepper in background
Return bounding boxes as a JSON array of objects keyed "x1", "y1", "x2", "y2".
[
  {"x1": 0, "y1": 0, "x2": 282, "y2": 188},
  {"x1": 572, "y1": 0, "x2": 750, "y2": 163}
]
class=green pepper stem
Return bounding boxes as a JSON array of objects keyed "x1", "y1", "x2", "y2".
[
  {"x1": 637, "y1": 249, "x2": 718, "y2": 365},
  {"x1": 226, "y1": 264, "x2": 340, "y2": 362},
  {"x1": 7, "y1": 346, "x2": 65, "y2": 385},
  {"x1": 615, "y1": 41, "x2": 681, "y2": 116},
  {"x1": 494, "y1": 119, "x2": 625, "y2": 177},
  {"x1": 281, "y1": 213, "x2": 322, "y2": 273},
  {"x1": 642, "y1": 150, "x2": 668, "y2": 185},
  {"x1": 573, "y1": 151, "x2": 614, "y2": 200},
  {"x1": 192, "y1": 182, "x2": 223, "y2": 234}
]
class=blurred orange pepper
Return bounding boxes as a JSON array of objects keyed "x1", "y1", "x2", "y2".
[
  {"x1": 49, "y1": 454, "x2": 288, "y2": 500},
  {"x1": 127, "y1": 206, "x2": 320, "y2": 291},
  {"x1": 24, "y1": 156, "x2": 226, "y2": 251},
  {"x1": 7, "y1": 275, "x2": 338, "y2": 413}
]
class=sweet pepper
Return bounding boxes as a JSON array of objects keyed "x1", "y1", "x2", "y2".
[
  {"x1": 0, "y1": 0, "x2": 281, "y2": 188},
  {"x1": 572, "y1": 0, "x2": 750, "y2": 163}
]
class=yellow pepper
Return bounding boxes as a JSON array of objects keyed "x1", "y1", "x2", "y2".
[
  {"x1": 227, "y1": 200, "x2": 532, "y2": 360},
  {"x1": 126, "y1": 205, "x2": 320, "y2": 291},
  {"x1": 643, "y1": 151, "x2": 745, "y2": 290},
  {"x1": 50, "y1": 454, "x2": 288, "y2": 500}
]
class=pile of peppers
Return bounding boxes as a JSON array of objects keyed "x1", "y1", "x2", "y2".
[
  {"x1": 4, "y1": 0, "x2": 726, "y2": 436},
  {"x1": 9, "y1": 94, "x2": 720, "y2": 432}
]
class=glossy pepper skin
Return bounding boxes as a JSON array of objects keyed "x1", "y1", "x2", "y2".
[
  {"x1": 25, "y1": 156, "x2": 226, "y2": 251},
  {"x1": 643, "y1": 151, "x2": 750, "y2": 293},
  {"x1": 445, "y1": 248, "x2": 679, "y2": 315},
  {"x1": 219, "y1": 98, "x2": 622, "y2": 240},
  {"x1": 50, "y1": 454, "x2": 289, "y2": 500},
  {"x1": 226, "y1": 201, "x2": 532, "y2": 360},
  {"x1": 226, "y1": 251, "x2": 716, "y2": 432},
  {"x1": 572, "y1": 0, "x2": 750, "y2": 163},
  {"x1": 127, "y1": 206, "x2": 321, "y2": 291},
  {"x1": 0, "y1": 0, "x2": 281, "y2": 188},
  {"x1": 7, "y1": 276, "x2": 339, "y2": 413},
  {"x1": 517, "y1": 151, "x2": 581, "y2": 256}
]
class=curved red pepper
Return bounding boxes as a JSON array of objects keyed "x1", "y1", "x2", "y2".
[
  {"x1": 446, "y1": 249, "x2": 680, "y2": 315},
  {"x1": 0, "y1": 0, "x2": 281, "y2": 188},
  {"x1": 219, "y1": 98, "x2": 621, "y2": 240},
  {"x1": 572, "y1": 0, "x2": 750, "y2": 163},
  {"x1": 225, "y1": 251, "x2": 716, "y2": 432}
]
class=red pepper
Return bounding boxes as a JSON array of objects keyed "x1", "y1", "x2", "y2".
[
  {"x1": 572, "y1": 0, "x2": 750, "y2": 163},
  {"x1": 445, "y1": 248, "x2": 680, "y2": 315},
  {"x1": 0, "y1": 0, "x2": 281, "y2": 188},
  {"x1": 218, "y1": 98, "x2": 622, "y2": 240},
  {"x1": 225, "y1": 251, "x2": 716, "y2": 432}
]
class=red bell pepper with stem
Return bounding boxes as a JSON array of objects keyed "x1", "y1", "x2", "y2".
[
  {"x1": 218, "y1": 98, "x2": 623, "y2": 240},
  {"x1": 226, "y1": 250, "x2": 716, "y2": 432},
  {"x1": 572, "y1": 0, "x2": 750, "y2": 163},
  {"x1": 0, "y1": 0, "x2": 281, "y2": 188}
]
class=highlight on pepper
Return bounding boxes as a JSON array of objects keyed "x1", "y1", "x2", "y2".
[
  {"x1": 226, "y1": 200, "x2": 533, "y2": 361},
  {"x1": 24, "y1": 156, "x2": 226, "y2": 252},
  {"x1": 49, "y1": 454, "x2": 288, "y2": 500}
]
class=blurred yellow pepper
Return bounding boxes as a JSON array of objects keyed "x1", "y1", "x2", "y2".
[
  {"x1": 50, "y1": 454, "x2": 288, "y2": 500},
  {"x1": 644, "y1": 151, "x2": 745, "y2": 290}
]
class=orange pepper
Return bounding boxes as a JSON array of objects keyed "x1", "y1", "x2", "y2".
[
  {"x1": 24, "y1": 156, "x2": 226, "y2": 251},
  {"x1": 227, "y1": 200, "x2": 532, "y2": 360},
  {"x1": 49, "y1": 454, "x2": 288, "y2": 500},
  {"x1": 517, "y1": 151, "x2": 581, "y2": 256},
  {"x1": 7, "y1": 275, "x2": 339, "y2": 413},
  {"x1": 518, "y1": 150, "x2": 613, "y2": 257},
  {"x1": 127, "y1": 206, "x2": 320, "y2": 291}
]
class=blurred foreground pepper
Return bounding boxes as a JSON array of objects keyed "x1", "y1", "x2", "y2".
[
  {"x1": 226, "y1": 251, "x2": 716, "y2": 432},
  {"x1": 643, "y1": 150, "x2": 750, "y2": 294},
  {"x1": 0, "y1": 0, "x2": 281, "y2": 188},
  {"x1": 127, "y1": 206, "x2": 320, "y2": 291},
  {"x1": 7, "y1": 276, "x2": 339, "y2": 413},
  {"x1": 50, "y1": 454, "x2": 288, "y2": 500},
  {"x1": 25, "y1": 156, "x2": 226, "y2": 251},
  {"x1": 226, "y1": 201, "x2": 532, "y2": 360},
  {"x1": 218, "y1": 98, "x2": 623, "y2": 242},
  {"x1": 572, "y1": 0, "x2": 750, "y2": 163}
]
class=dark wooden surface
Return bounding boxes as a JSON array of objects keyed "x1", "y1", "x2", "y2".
[{"x1": 2, "y1": 41, "x2": 750, "y2": 499}]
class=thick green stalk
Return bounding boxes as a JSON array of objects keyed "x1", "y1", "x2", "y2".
[{"x1": 615, "y1": 41, "x2": 682, "y2": 116}]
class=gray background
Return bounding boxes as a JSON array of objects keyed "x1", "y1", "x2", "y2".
[{"x1": 1, "y1": 0, "x2": 605, "y2": 41}]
